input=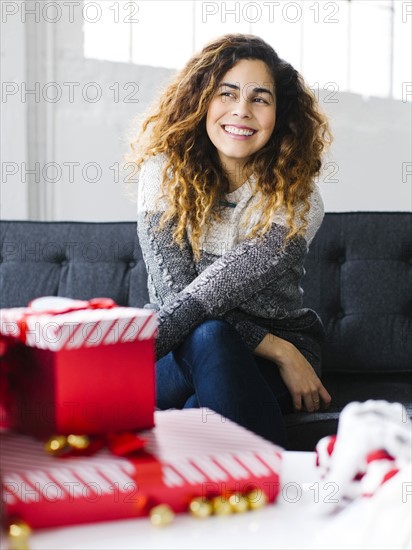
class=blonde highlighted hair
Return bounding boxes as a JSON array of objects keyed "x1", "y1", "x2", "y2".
[{"x1": 128, "y1": 33, "x2": 332, "y2": 259}]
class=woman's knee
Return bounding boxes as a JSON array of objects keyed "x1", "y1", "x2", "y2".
[
  {"x1": 185, "y1": 319, "x2": 242, "y2": 348},
  {"x1": 174, "y1": 319, "x2": 251, "y2": 376}
]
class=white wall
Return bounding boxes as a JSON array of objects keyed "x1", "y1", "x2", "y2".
[
  {"x1": 1, "y1": 11, "x2": 411, "y2": 221},
  {"x1": 318, "y1": 90, "x2": 411, "y2": 212},
  {"x1": 1, "y1": 9, "x2": 28, "y2": 219}
]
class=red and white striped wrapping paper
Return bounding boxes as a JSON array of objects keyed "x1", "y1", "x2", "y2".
[
  {"x1": 0, "y1": 303, "x2": 157, "y2": 436},
  {"x1": 0, "y1": 305, "x2": 158, "y2": 350},
  {"x1": 1, "y1": 409, "x2": 283, "y2": 529}
]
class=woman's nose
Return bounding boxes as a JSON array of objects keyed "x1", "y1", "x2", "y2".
[{"x1": 231, "y1": 97, "x2": 252, "y2": 118}]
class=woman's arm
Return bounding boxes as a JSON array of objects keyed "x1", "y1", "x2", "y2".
[
  {"x1": 155, "y1": 222, "x2": 307, "y2": 358},
  {"x1": 223, "y1": 311, "x2": 271, "y2": 350},
  {"x1": 139, "y1": 207, "x2": 273, "y2": 350},
  {"x1": 255, "y1": 333, "x2": 332, "y2": 412}
]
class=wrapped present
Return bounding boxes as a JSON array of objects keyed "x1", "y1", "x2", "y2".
[
  {"x1": 314, "y1": 400, "x2": 411, "y2": 514},
  {"x1": 0, "y1": 297, "x2": 156, "y2": 437},
  {"x1": 1, "y1": 408, "x2": 282, "y2": 530}
]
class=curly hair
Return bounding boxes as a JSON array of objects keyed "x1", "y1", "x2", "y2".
[{"x1": 128, "y1": 33, "x2": 332, "y2": 259}]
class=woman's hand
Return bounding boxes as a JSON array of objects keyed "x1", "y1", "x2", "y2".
[{"x1": 254, "y1": 333, "x2": 332, "y2": 413}]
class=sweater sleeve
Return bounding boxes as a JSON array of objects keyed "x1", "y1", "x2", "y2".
[
  {"x1": 223, "y1": 311, "x2": 271, "y2": 350},
  {"x1": 136, "y1": 155, "x2": 198, "y2": 306},
  {"x1": 155, "y1": 224, "x2": 308, "y2": 358}
]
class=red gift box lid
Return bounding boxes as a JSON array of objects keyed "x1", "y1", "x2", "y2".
[{"x1": 0, "y1": 297, "x2": 157, "y2": 350}]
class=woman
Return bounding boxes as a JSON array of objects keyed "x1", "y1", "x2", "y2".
[{"x1": 130, "y1": 34, "x2": 332, "y2": 447}]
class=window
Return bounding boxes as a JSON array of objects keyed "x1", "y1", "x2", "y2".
[{"x1": 83, "y1": 0, "x2": 411, "y2": 101}]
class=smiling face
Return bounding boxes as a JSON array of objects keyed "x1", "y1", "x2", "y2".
[{"x1": 206, "y1": 58, "x2": 276, "y2": 187}]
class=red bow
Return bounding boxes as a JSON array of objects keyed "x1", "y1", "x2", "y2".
[
  {"x1": 48, "y1": 431, "x2": 148, "y2": 458},
  {"x1": 18, "y1": 297, "x2": 117, "y2": 343}
]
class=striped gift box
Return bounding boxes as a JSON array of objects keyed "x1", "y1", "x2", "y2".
[
  {"x1": 0, "y1": 299, "x2": 157, "y2": 436},
  {"x1": 0, "y1": 302, "x2": 158, "y2": 351},
  {"x1": 1, "y1": 408, "x2": 282, "y2": 529}
]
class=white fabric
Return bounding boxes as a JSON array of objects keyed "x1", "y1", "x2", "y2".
[
  {"x1": 311, "y1": 465, "x2": 412, "y2": 550},
  {"x1": 311, "y1": 400, "x2": 412, "y2": 550}
]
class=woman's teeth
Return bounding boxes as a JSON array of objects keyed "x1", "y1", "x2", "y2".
[{"x1": 224, "y1": 125, "x2": 255, "y2": 136}]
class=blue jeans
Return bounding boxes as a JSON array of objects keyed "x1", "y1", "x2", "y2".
[{"x1": 156, "y1": 320, "x2": 294, "y2": 448}]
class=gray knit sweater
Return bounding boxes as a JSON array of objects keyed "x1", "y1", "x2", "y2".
[{"x1": 136, "y1": 153, "x2": 325, "y2": 370}]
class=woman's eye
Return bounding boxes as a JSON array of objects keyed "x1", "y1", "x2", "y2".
[{"x1": 253, "y1": 97, "x2": 268, "y2": 104}]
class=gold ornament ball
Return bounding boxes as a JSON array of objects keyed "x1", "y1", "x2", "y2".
[
  {"x1": 8, "y1": 521, "x2": 31, "y2": 550},
  {"x1": 67, "y1": 434, "x2": 90, "y2": 450},
  {"x1": 212, "y1": 495, "x2": 232, "y2": 515},
  {"x1": 228, "y1": 493, "x2": 249, "y2": 513},
  {"x1": 245, "y1": 489, "x2": 268, "y2": 510},
  {"x1": 149, "y1": 504, "x2": 174, "y2": 527},
  {"x1": 44, "y1": 435, "x2": 68, "y2": 455},
  {"x1": 189, "y1": 497, "x2": 213, "y2": 518}
]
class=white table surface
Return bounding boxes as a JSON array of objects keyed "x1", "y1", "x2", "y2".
[{"x1": 2, "y1": 451, "x2": 333, "y2": 550}]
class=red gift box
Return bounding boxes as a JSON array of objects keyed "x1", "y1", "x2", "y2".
[
  {"x1": 0, "y1": 408, "x2": 282, "y2": 529},
  {"x1": 0, "y1": 297, "x2": 157, "y2": 437}
]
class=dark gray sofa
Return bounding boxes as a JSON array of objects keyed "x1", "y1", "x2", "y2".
[{"x1": 1, "y1": 213, "x2": 411, "y2": 450}]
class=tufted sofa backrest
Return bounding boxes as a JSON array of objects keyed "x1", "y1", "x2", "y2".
[
  {"x1": 1, "y1": 214, "x2": 411, "y2": 375},
  {"x1": 0, "y1": 221, "x2": 150, "y2": 309},
  {"x1": 302, "y1": 213, "x2": 411, "y2": 375}
]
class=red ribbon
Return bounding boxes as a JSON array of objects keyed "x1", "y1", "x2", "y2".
[
  {"x1": 17, "y1": 297, "x2": 117, "y2": 343},
  {"x1": 52, "y1": 430, "x2": 164, "y2": 513},
  {"x1": 0, "y1": 336, "x2": 20, "y2": 430},
  {"x1": 55, "y1": 431, "x2": 148, "y2": 458}
]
